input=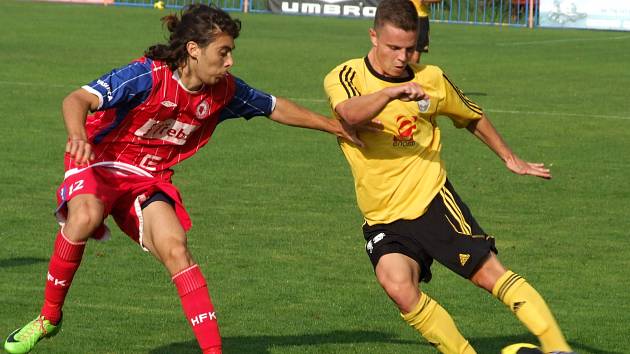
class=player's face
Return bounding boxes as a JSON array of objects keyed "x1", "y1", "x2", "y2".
[
  {"x1": 369, "y1": 23, "x2": 417, "y2": 78},
  {"x1": 195, "y1": 32, "x2": 235, "y2": 85}
]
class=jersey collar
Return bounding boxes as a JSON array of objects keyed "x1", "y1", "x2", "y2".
[
  {"x1": 364, "y1": 56, "x2": 414, "y2": 83},
  {"x1": 172, "y1": 69, "x2": 205, "y2": 94}
]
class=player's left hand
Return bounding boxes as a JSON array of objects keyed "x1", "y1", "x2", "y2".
[
  {"x1": 66, "y1": 138, "x2": 95, "y2": 166},
  {"x1": 333, "y1": 118, "x2": 364, "y2": 147},
  {"x1": 506, "y1": 156, "x2": 552, "y2": 179}
]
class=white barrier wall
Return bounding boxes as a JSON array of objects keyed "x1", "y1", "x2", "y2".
[{"x1": 539, "y1": 0, "x2": 630, "y2": 31}]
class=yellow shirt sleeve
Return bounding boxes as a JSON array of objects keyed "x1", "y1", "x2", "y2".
[
  {"x1": 438, "y1": 72, "x2": 484, "y2": 128},
  {"x1": 324, "y1": 61, "x2": 363, "y2": 112}
]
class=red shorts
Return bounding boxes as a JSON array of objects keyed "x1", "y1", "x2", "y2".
[{"x1": 55, "y1": 163, "x2": 191, "y2": 250}]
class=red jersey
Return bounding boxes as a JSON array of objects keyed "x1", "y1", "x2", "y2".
[{"x1": 77, "y1": 57, "x2": 275, "y2": 181}]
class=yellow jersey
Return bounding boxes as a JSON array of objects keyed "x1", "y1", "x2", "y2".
[{"x1": 324, "y1": 57, "x2": 483, "y2": 225}]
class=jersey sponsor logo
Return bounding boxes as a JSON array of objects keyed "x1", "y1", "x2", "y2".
[
  {"x1": 139, "y1": 154, "x2": 163, "y2": 171},
  {"x1": 196, "y1": 100, "x2": 210, "y2": 120},
  {"x1": 417, "y1": 98, "x2": 430, "y2": 113},
  {"x1": 134, "y1": 118, "x2": 198, "y2": 145},
  {"x1": 160, "y1": 100, "x2": 177, "y2": 108},
  {"x1": 393, "y1": 115, "x2": 417, "y2": 147},
  {"x1": 190, "y1": 311, "x2": 217, "y2": 326}
]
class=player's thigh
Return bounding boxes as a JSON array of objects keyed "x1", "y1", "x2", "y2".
[
  {"x1": 375, "y1": 253, "x2": 422, "y2": 312},
  {"x1": 64, "y1": 194, "x2": 106, "y2": 241},
  {"x1": 375, "y1": 253, "x2": 421, "y2": 287},
  {"x1": 141, "y1": 201, "x2": 191, "y2": 265}
]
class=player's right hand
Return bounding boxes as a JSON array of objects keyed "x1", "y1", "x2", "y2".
[
  {"x1": 66, "y1": 138, "x2": 95, "y2": 166},
  {"x1": 385, "y1": 82, "x2": 429, "y2": 102}
]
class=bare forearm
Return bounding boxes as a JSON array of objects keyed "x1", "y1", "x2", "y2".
[
  {"x1": 268, "y1": 97, "x2": 364, "y2": 146},
  {"x1": 62, "y1": 89, "x2": 100, "y2": 164},
  {"x1": 468, "y1": 114, "x2": 552, "y2": 179},
  {"x1": 335, "y1": 91, "x2": 392, "y2": 126},
  {"x1": 62, "y1": 89, "x2": 97, "y2": 140},
  {"x1": 467, "y1": 114, "x2": 515, "y2": 163},
  {"x1": 268, "y1": 97, "x2": 337, "y2": 133},
  {"x1": 335, "y1": 82, "x2": 429, "y2": 126}
]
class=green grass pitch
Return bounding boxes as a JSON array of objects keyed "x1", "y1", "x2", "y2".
[{"x1": 0, "y1": 1, "x2": 629, "y2": 353}]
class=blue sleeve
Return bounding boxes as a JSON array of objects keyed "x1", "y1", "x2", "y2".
[
  {"x1": 81, "y1": 59, "x2": 154, "y2": 110},
  {"x1": 219, "y1": 77, "x2": 275, "y2": 122}
]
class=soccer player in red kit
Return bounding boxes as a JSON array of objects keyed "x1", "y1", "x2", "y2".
[{"x1": 3, "y1": 5, "x2": 362, "y2": 354}]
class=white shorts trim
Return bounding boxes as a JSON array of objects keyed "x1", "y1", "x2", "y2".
[{"x1": 64, "y1": 161, "x2": 154, "y2": 180}]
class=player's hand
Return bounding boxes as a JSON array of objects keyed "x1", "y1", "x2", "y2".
[
  {"x1": 362, "y1": 119, "x2": 385, "y2": 133},
  {"x1": 506, "y1": 156, "x2": 552, "y2": 179},
  {"x1": 66, "y1": 138, "x2": 95, "y2": 166},
  {"x1": 384, "y1": 82, "x2": 430, "y2": 102},
  {"x1": 335, "y1": 118, "x2": 385, "y2": 147},
  {"x1": 332, "y1": 118, "x2": 364, "y2": 147}
]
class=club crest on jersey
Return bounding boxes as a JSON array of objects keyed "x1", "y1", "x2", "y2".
[
  {"x1": 393, "y1": 115, "x2": 417, "y2": 147},
  {"x1": 417, "y1": 98, "x2": 430, "y2": 113},
  {"x1": 196, "y1": 100, "x2": 210, "y2": 120},
  {"x1": 135, "y1": 118, "x2": 198, "y2": 145}
]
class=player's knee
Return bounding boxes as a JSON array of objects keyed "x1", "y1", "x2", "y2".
[
  {"x1": 470, "y1": 272, "x2": 493, "y2": 291},
  {"x1": 380, "y1": 278, "x2": 418, "y2": 310},
  {"x1": 470, "y1": 252, "x2": 506, "y2": 291},
  {"x1": 164, "y1": 240, "x2": 191, "y2": 264},
  {"x1": 66, "y1": 201, "x2": 104, "y2": 235}
]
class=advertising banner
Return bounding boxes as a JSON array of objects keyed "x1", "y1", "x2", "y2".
[
  {"x1": 539, "y1": 0, "x2": 630, "y2": 31},
  {"x1": 267, "y1": 0, "x2": 380, "y2": 18}
]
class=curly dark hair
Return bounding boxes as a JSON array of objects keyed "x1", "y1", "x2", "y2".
[{"x1": 145, "y1": 4, "x2": 241, "y2": 71}]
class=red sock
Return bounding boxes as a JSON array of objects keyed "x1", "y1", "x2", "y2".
[
  {"x1": 172, "y1": 265, "x2": 221, "y2": 352},
  {"x1": 40, "y1": 230, "x2": 86, "y2": 324}
]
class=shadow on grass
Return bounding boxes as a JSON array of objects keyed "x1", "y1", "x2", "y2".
[
  {"x1": 149, "y1": 330, "x2": 420, "y2": 354},
  {"x1": 0, "y1": 257, "x2": 47, "y2": 268},
  {"x1": 150, "y1": 331, "x2": 621, "y2": 354}
]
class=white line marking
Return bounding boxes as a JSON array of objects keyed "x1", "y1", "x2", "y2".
[
  {"x1": 496, "y1": 35, "x2": 630, "y2": 46},
  {"x1": 484, "y1": 108, "x2": 630, "y2": 121},
  {"x1": 0, "y1": 80, "x2": 75, "y2": 89},
  {"x1": 1, "y1": 80, "x2": 626, "y2": 121},
  {"x1": 286, "y1": 97, "x2": 629, "y2": 121}
]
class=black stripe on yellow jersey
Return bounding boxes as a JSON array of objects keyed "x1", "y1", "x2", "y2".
[
  {"x1": 339, "y1": 65, "x2": 361, "y2": 98},
  {"x1": 442, "y1": 74, "x2": 483, "y2": 115}
]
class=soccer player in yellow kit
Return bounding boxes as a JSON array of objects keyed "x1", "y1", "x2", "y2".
[
  {"x1": 323, "y1": 0, "x2": 575, "y2": 353},
  {"x1": 409, "y1": 0, "x2": 441, "y2": 63}
]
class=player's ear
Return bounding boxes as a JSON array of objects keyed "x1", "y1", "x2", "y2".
[
  {"x1": 369, "y1": 28, "x2": 378, "y2": 47},
  {"x1": 186, "y1": 41, "x2": 200, "y2": 60}
]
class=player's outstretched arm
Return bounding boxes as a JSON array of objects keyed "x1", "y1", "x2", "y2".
[
  {"x1": 62, "y1": 89, "x2": 99, "y2": 166},
  {"x1": 466, "y1": 114, "x2": 552, "y2": 179},
  {"x1": 335, "y1": 82, "x2": 429, "y2": 126},
  {"x1": 268, "y1": 97, "x2": 364, "y2": 147}
]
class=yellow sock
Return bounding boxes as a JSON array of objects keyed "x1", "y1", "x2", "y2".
[
  {"x1": 492, "y1": 271, "x2": 572, "y2": 353},
  {"x1": 401, "y1": 293, "x2": 476, "y2": 354}
]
